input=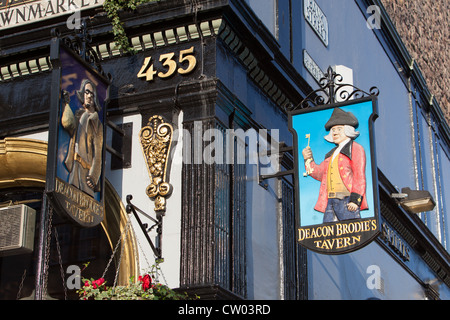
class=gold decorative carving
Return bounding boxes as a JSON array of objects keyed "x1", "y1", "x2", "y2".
[
  {"x1": 140, "y1": 116, "x2": 173, "y2": 212},
  {"x1": 0, "y1": 138, "x2": 47, "y2": 188},
  {"x1": 0, "y1": 138, "x2": 138, "y2": 285}
]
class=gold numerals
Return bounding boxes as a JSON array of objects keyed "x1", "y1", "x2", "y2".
[{"x1": 137, "y1": 46, "x2": 197, "y2": 82}]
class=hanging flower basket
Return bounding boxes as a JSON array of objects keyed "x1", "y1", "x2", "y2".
[{"x1": 78, "y1": 273, "x2": 190, "y2": 300}]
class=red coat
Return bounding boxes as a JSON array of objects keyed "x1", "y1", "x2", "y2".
[{"x1": 307, "y1": 141, "x2": 368, "y2": 213}]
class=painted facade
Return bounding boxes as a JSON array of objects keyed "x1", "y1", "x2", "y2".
[{"x1": 0, "y1": 0, "x2": 449, "y2": 300}]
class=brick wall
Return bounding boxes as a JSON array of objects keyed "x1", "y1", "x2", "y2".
[{"x1": 381, "y1": 0, "x2": 449, "y2": 124}]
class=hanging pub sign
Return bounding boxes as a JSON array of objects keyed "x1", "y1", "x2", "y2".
[
  {"x1": 46, "y1": 35, "x2": 109, "y2": 227},
  {"x1": 289, "y1": 96, "x2": 380, "y2": 254}
]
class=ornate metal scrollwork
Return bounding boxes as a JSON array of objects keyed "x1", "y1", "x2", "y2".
[
  {"x1": 59, "y1": 20, "x2": 108, "y2": 79},
  {"x1": 290, "y1": 66, "x2": 379, "y2": 111},
  {"x1": 140, "y1": 116, "x2": 174, "y2": 213}
]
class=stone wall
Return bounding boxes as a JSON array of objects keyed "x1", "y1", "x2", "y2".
[{"x1": 381, "y1": 0, "x2": 449, "y2": 124}]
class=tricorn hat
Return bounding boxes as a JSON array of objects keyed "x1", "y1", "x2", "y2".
[{"x1": 324, "y1": 108, "x2": 359, "y2": 131}]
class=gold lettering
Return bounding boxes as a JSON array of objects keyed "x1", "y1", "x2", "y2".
[
  {"x1": 335, "y1": 219, "x2": 377, "y2": 237},
  {"x1": 371, "y1": 219, "x2": 377, "y2": 231},
  {"x1": 298, "y1": 228, "x2": 304, "y2": 241},
  {"x1": 312, "y1": 235, "x2": 363, "y2": 250},
  {"x1": 324, "y1": 225, "x2": 334, "y2": 237},
  {"x1": 139, "y1": 47, "x2": 198, "y2": 82},
  {"x1": 298, "y1": 228, "x2": 311, "y2": 241},
  {"x1": 298, "y1": 225, "x2": 335, "y2": 241},
  {"x1": 321, "y1": 240, "x2": 330, "y2": 249},
  {"x1": 311, "y1": 227, "x2": 318, "y2": 238},
  {"x1": 335, "y1": 237, "x2": 343, "y2": 248},
  {"x1": 56, "y1": 178, "x2": 104, "y2": 222},
  {"x1": 300, "y1": 219, "x2": 377, "y2": 251},
  {"x1": 336, "y1": 223, "x2": 342, "y2": 236}
]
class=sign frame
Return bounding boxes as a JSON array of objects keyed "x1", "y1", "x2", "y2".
[
  {"x1": 45, "y1": 36, "x2": 110, "y2": 228},
  {"x1": 289, "y1": 96, "x2": 380, "y2": 254}
]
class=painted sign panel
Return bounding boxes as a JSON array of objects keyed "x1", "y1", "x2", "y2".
[
  {"x1": 289, "y1": 97, "x2": 380, "y2": 254},
  {"x1": 0, "y1": 0, "x2": 104, "y2": 29},
  {"x1": 46, "y1": 42, "x2": 109, "y2": 227}
]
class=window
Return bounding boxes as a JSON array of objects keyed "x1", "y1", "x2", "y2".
[
  {"x1": 214, "y1": 122, "x2": 247, "y2": 297},
  {"x1": 413, "y1": 100, "x2": 449, "y2": 249}
]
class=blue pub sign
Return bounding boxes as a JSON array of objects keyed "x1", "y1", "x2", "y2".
[
  {"x1": 289, "y1": 97, "x2": 380, "y2": 254},
  {"x1": 45, "y1": 37, "x2": 110, "y2": 228}
]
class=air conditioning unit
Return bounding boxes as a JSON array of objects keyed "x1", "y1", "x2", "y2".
[{"x1": 0, "y1": 204, "x2": 36, "y2": 257}]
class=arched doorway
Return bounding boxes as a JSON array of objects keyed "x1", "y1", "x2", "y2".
[{"x1": 0, "y1": 138, "x2": 138, "y2": 299}]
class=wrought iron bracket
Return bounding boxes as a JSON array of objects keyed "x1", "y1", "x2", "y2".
[
  {"x1": 262, "y1": 66, "x2": 379, "y2": 184},
  {"x1": 58, "y1": 19, "x2": 109, "y2": 80},
  {"x1": 258, "y1": 145, "x2": 294, "y2": 186},
  {"x1": 259, "y1": 169, "x2": 294, "y2": 184},
  {"x1": 288, "y1": 66, "x2": 379, "y2": 111},
  {"x1": 126, "y1": 195, "x2": 163, "y2": 261}
]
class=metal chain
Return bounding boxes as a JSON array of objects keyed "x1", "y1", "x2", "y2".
[
  {"x1": 152, "y1": 261, "x2": 168, "y2": 286},
  {"x1": 101, "y1": 214, "x2": 133, "y2": 282},
  {"x1": 16, "y1": 269, "x2": 27, "y2": 300},
  {"x1": 54, "y1": 227, "x2": 67, "y2": 300},
  {"x1": 128, "y1": 219, "x2": 140, "y2": 279},
  {"x1": 42, "y1": 206, "x2": 54, "y2": 299},
  {"x1": 133, "y1": 226, "x2": 168, "y2": 286},
  {"x1": 159, "y1": 264, "x2": 168, "y2": 286},
  {"x1": 135, "y1": 230, "x2": 152, "y2": 273},
  {"x1": 101, "y1": 229, "x2": 122, "y2": 280},
  {"x1": 112, "y1": 216, "x2": 133, "y2": 289}
]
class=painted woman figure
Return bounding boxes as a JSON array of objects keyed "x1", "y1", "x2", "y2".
[
  {"x1": 302, "y1": 108, "x2": 368, "y2": 223},
  {"x1": 61, "y1": 79, "x2": 103, "y2": 197}
]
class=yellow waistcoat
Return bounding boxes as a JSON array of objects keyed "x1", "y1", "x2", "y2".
[{"x1": 327, "y1": 154, "x2": 350, "y2": 198}]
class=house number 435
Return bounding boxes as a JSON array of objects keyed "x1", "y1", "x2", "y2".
[{"x1": 137, "y1": 46, "x2": 197, "y2": 82}]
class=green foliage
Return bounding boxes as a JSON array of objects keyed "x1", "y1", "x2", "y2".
[
  {"x1": 78, "y1": 276, "x2": 191, "y2": 300},
  {"x1": 103, "y1": 0, "x2": 160, "y2": 54},
  {"x1": 77, "y1": 262, "x2": 192, "y2": 300}
]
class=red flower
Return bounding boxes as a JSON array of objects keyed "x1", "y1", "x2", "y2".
[
  {"x1": 138, "y1": 274, "x2": 152, "y2": 291},
  {"x1": 92, "y1": 278, "x2": 105, "y2": 289}
]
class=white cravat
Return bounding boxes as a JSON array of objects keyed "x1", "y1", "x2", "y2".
[{"x1": 332, "y1": 138, "x2": 351, "y2": 161}]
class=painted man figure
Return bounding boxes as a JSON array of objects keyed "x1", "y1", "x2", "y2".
[
  {"x1": 302, "y1": 108, "x2": 367, "y2": 223},
  {"x1": 61, "y1": 79, "x2": 103, "y2": 197}
]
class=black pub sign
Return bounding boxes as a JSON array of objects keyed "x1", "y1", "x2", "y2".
[
  {"x1": 46, "y1": 38, "x2": 109, "y2": 227},
  {"x1": 289, "y1": 97, "x2": 380, "y2": 254}
]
